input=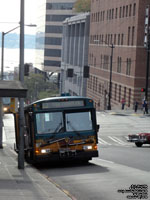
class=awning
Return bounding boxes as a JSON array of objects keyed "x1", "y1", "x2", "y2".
[{"x1": 0, "y1": 80, "x2": 27, "y2": 98}]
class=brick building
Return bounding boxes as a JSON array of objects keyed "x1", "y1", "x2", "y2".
[{"x1": 87, "y1": 0, "x2": 150, "y2": 110}]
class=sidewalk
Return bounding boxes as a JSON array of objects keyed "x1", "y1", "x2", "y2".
[
  {"x1": 104, "y1": 108, "x2": 150, "y2": 117},
  {"x1": 0, "y1": 146, "x2": 73, "y2": 200},
  {"x1": 0, "y1": 115, "x2": 73, "y2": 200}
]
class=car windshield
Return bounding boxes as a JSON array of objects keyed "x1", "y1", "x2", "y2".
[
  {"x1": 36, "y1": 112, "x2": 63, "y2": 134},
  {"x1": 66, "y1": 111, "x2": 93, "y2": 132}
]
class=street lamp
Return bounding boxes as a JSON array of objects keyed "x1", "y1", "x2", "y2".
[
  {"x1": 94, "y1": 40, "x2": 115, "y2": 110},
  {"x1": 0, "y1": 24, "x2": 36, "y2": 80}
]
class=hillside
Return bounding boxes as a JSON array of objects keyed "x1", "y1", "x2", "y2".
[{"x1": 0, "y1": 33, "x2": 36, "y2": 49}]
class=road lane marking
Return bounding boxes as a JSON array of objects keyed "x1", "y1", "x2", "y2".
[
  {"x1": 108, "y1": 136, "x2": 126, "y2": 145},
  {"x1": 98, "y1": 137, "x2": 111, "y2": 145},
  {"x1": 113, "y1": 136, "x2": 127, "y2": 145}
]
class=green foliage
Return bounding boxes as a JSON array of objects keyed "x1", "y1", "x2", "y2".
[
  {"x1": 74, "y1": 0, "x2": 91, "y2": 12},
  {"x1": 24, "y1": 73, "x2": 59, "y2": 104}
]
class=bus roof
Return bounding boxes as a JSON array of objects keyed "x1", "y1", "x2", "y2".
[
  {"x1": 33, "y1": 96, "x2": 92, "y2": 104},
  {"x1": 24, "y1": 96, "x2": 93, "y2": 111}
]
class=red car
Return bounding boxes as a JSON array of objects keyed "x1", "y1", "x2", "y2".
[{"x1": 128, "y1": 133, "x2": 150, "y2": 147}]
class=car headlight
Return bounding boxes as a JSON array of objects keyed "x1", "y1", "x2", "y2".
[{"x1": 83, "y1": 145, "x2": 92, "y2": 150}]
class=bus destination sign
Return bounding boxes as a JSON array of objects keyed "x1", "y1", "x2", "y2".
[{"x1": 42, "y1": 100, "x2": 84, "y2": 109}]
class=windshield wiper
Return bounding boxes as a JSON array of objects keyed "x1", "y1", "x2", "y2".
[
  {"x1": 54, "y1": 122, "x2": 64, "y2": 133},
  {"x1": 67, "y1": 121, "x2": 81, "y2": 136}
]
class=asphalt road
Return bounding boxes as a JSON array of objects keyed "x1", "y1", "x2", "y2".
[
  {"x1": 36, "y1": 111, "x2": 150, "y2": 200},
  {"x1": 3, "y1": 112, "x2": 150, "y2": 200}
]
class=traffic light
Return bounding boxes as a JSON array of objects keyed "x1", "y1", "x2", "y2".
[
  {"x1": 83, "y1": 65, "x2": 89, "y2": 78},
  {"x1": 141, "y1": 88, "x2": 145, "y2": 92},
  {"x1": 67, "y1": 68, "x2": 74, "y2": 77},
  {"x1": 24, "y1": 63, "x2": 30, "y2": 76}
]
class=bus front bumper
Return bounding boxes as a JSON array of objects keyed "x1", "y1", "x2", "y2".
[{"x1": 34, "y1": 150, "x2": 99, "y2": 163}]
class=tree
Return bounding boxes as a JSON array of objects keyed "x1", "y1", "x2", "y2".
[
  {"x1": 24, "y1": 73, "x2": 59, "y2": 104},
  {"x1": 73, "y1": 0, "x2": 91, "y2": 12}
]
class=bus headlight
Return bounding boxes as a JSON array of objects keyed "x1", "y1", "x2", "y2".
[
  {"x1": 83, "y1": 145, "x2": 92, "y2": 150},
  {"x1": 3, "y1": 107, "x2": 8, "y2": 112},
  {"x1": 41, "y1": 149, "x2": 51, "y2": 154}
]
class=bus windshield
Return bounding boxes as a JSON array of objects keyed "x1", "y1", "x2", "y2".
[
  {"x1": 36, "y1": 112, "x2": 64, "y2": 134},
  {"x1": 66, "y1": 111, "x2": 93, "y2": 132},
  {"x1": 35, "y1": 111, "x2": 93, "y2": 134}
]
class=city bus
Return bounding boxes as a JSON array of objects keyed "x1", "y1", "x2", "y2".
[
  {"x1": 14, "y1": 96, "x2": 99, "y2": 163},
  {"x1": 2, "y1": 97, "x2": 11, "y2": 113}
]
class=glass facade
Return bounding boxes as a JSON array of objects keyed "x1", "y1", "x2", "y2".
[
  {"x1": 46, "y1": 3, "x2": 74, "y2": 10},
  {"x1": 46, "y1": 15, "x2": 72, "y2": 22}
]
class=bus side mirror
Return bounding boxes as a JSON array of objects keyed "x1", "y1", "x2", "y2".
[{"x1": 97, "y1": 125, "x2": 100, "y2": 132}]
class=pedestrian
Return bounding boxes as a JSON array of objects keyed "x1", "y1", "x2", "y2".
[
  {"x1": 143, "y1": 100, "x2": 146, "y2": 114},
  {"x1": 142, "y1": 99, "x2": 148, "y2": 114},
  {"x1": 121, "y1": 98, "x2": 125, "y2": 110},
  {"x1": 145, "y1": 100, "x2": 148, "y2": 114},
  {"x1": 134, "y1": 101, "x2": 138, "y2": 112}
]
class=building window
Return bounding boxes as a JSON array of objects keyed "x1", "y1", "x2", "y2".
[
  {"x1": 126, "y1": 5, "x2": 128, "y2": 17},
  {"x1": 100, "y1": 54, "x2": 103, "y2": 68},
  {"x1": 119, "y1": 7, "x2": 122, "y2": 18},
  {"x1": 114, "y1": 84, "x2": 117, "y2": 100},
  {"x1": 93, "y1": 77, "x2": 95, "y2": 91},
  {"x1": 112, "y1": 9, "x2": 114, "y2": 19},
  {"x1": 46, "y1": 3, "x2": 74, "y2": 10},
  {"x1": 115, "y1": 8, "x2": 118, "y2": 18},
  {"x1": 103, "y1": 55, "x2": 109, "y2": 70},
  {"x1": 107, "y1": 10, "x2": 109, "y2": 20},
  {"x1": 129, "y1": 4, "x2": 132, "y2": 16},
  {"x1": 126, "y1": 58, "x2": 131, "y2": 75},
  {"x1": 117, "y1": 57, "x2": 122, "y2": 73},
  {"x1": 110, "y1": 34, "x2": 113, "y2": 44},
  {"x1": 118, "y1": 34, "x2": 120, "y2": 45},
  {"x1": 121, "y1": 34, "x2": 124, "y2": 45},
  {"x1": 123, "y1": 6, "x2": 125, "y2": 17},
  {"x1": 131, "y1": 26, "x2": 135, "y2": 46},
  {"x1": 128, "y1": 88, "x2": 131, "y2": 107},
  {"x1": 124, "y1": 87, "x2": 126, "y2": 100},
  {"x1": 95, "y1": 77, "x2": 98, "y2": 92},
  {"x1": 99, "y1": 83, "x2": 101, "y2": 93},
  {"x1": 108, "y1": 34, "x2": 110, "y2": 44},
  {"x1": 133, "y1": 3, "x2": 136, "y2": 16},
  {"x1": 114, "y1": 34, "x2": 116, "y2": 45},
  {"x1": 103, "y1": 11, "x2": 105, "y2": 21},
  {"x1": 128, "y1": 26, "x2": 131, "y2": 45},
  {"x1": 119, "y1": 85, "x2": 121, "y2": 102}
]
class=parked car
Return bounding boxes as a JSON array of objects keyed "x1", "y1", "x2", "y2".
[{"x1": 128, "y1": 133, "x2": 150, "y2": 147}]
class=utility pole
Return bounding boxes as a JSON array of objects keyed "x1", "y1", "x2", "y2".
[
  {"x1": 18, "y1": 0, "x2": 25, "y2": 169},
  {"x1": 107, "y1": 44, "x2": 114, "y2": 110},
  {"x1": 0, "y1": 32, "x2": 4, "y2": 149},
  {"x1": 145, "y1": 41, "x2": 150, "y2": 101},
  {"x1": 144, "y1": 5, "x2": 150, "y2": 112}
]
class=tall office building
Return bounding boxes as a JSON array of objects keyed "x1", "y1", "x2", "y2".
[
  {"x1": 35, "y1": 0, "x2": 76, "y2": 72},
  {"x1": 87, "y1": 0, "x2": 150, "y2": 110}
]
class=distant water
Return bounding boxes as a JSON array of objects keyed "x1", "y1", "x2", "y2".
[{"x1": 0, "y1": 48, "x2": 35, "y2": 72}]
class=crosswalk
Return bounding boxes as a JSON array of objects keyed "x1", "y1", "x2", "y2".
[{"x1": 98, "y1": 136, "x2": 132, "y2": 147}]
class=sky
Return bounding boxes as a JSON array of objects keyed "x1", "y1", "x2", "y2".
[{"x1": 0, "y1": 0, "x2": 37, "y2": 35}]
